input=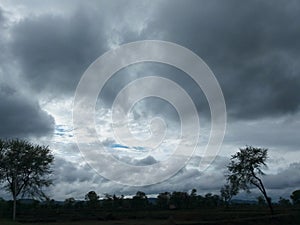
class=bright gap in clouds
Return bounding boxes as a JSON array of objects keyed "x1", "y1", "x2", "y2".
[{"x1": 94, "y1": 62, "x2": 209, "y2": 166}]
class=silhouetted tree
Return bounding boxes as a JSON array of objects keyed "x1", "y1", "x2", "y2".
[
  {"x1": 203, "y1": 193, "x2": 221, "y2": 207},
  {"x1": 278, "y1": 197, "x2": 291, "y2": 206},
  {"x1": 113, "y1": 194, "x2": 124, "y2": 209},
  {"x1": 226, "y1": 146, "x2": 274, "y2": 214},
  {"x1": 132, "y1": 191, "x2": 148, "y2": 209},
  {"x1": 0, "y1": 139, "x2": 54, "y2": 220},
  {"x1": 103, "y1": 193, "x2": 116, "y2": 209},
  {"x1": 189, "y1": 189, "x2": 198, "y2": 208},
  {"x1": 170, "y1": 191, "x2": 189, "y2": 209},
  {"x1": 64, "y1": 197, "x2": 76, "y2": 208},
  {"x1": 220, "y1": 183, "x2": 238, "y2": 206},
  {"x1": 257, "y1": 195, "x2": 266, "y2": 206},
  {"x1": 290, "y1": 190, "x2": 300, "y2": 205},
  {"x1": 157, "y1": 192, "x2": 171, "y2": 209},
  {"x1": 85, "y1": 191, "x2": 99, "y2": 208}
]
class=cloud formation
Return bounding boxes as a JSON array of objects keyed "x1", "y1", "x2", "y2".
[
  {"x1": 0, "y1": 0, "x2": 299, "y2": 200},
  {"x1": 0, "y1": 83, "x2": 55, "y2": 138}
]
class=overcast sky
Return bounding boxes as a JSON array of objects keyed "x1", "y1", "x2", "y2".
[{"x1": 0, "y1": 0, "x2": 300, "y2": 201}]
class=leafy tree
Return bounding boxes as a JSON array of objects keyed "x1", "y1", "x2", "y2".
[
  {"x1": 0, "y1": 139, "x2": 54, "y2": 220},
  {"x1": 112, "y1": 194, "x2": 124, "y2": 209},
  {"x1": 189, "y1": 189, "x2": 198, "y2": 208},
  {"x1": 226, "y1": 146, "x2": 273, "y2": 214},
  {"x1": 257, "y1": 195, "x2": 266, "y2": 206},
  {"x1": 170, "y1": 191, "x2": 189, "y2": 209},
  {"x1": 103, "y1": 193, "x2": 114, "y2": 209},
  {"x1": 132, "y1": 191, "x2": 148, "y2": 209},
  {"x1": 64, "y1": 197, "x2": 76, "y2": 208},
  {"x1": 290, "y1": 189, "x2": 300, "y2": 205},
  {"x1": 220, "y1": 183, "x2": 238, "y2": 206},
  {"x1": 85, "y1": 191, "x2": 99, "y2": 208},
  {"x1": 203, "y1": 193, "x2": 221, "y2": 207},
  {"x1": 157, "y1": 192, "x2": 171, "y2": 209},
  {"x1": 278, "y1": 197, "x2": 291, "y2": 206}
]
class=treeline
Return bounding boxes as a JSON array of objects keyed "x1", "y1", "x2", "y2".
[
  {"x1": 0, "y1": 189, "x2": 299, "y2": 215},
  {"x1": 1, "y1": 140, "x2": 299, "y2": 222}
]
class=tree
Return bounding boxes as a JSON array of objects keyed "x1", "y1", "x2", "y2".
[
  {"x1": 257, "y1": 195, "x2": 266, "y2": 206},
  {"x1": 170, "y1": 191, "x2": 189, "y2": 209},
  {"x1": 132, "y1": 191, "x2": 148, "y2": 209},
  {"x1": 278, "y1": 197, "x2": 291, "y2": 206},
  {"x1": 220, "y1": 183, "x2": 238, "y2": 206},
  {"x1": 290, "y1": 189, "x2": 300, "y2": 205},
  {"x1": 64, "y1": 197, "x2": 76, "y2": 208},
  {"x1": 189, "y1": 189, "x2": 198, "y2": 208},
  {"x1": 203, "y1": 193, "x2": 221, "y2": 208},
  {"x1": 0, "y1": 139, "x2": 54, "y2": 220},
  {"x1": 157, "y1": 192, "x2": 170, "y2": 209},
  {"x1": 85, "y1": 191, "x2": 99, "y2": 208},
  {"x1": 226, "y1": 146, "x2": 274, "y2": 214}
]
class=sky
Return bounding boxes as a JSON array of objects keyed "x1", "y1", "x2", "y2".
[{"x1": 0, "y1": 0, "x2": 300, "y2": 201}]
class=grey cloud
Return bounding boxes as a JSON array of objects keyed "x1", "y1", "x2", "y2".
[
  {"x1": 224, "y1": 115, "x2": 300, "y2": 152},
  {"x1": 8, "y1": 1, "x2": 155, "y2": 96},
  {"x1": 133, "y1": 155, "x2": 157, "y2": 166},
  {"x1": 264, "y1": 162, "x2": 300, "y2": 190},
  {"x1": 1, "y1": 0, "x2": 299, "y2": 200},
  {"x1": 0, "y1": 7, "x2": 4, "y2": 25},
  {"x1": 0, "y1": 83, "x2": 55, "y2": 138},
  {"x1": 46, "y1": 154, "x2": 300, "y2": 200},
  {"x1": 54, "y1": 157, "x2": 96, "y2": 183},
  {"x1": 6, "y1": 0, "x2": 300, "y2": 120},
  {"x1": 146, "y1": 0, "x2": 300, "y2": 119},
  {"x1": 10, "y1": 8, "x2": 106, "y2": 94}
]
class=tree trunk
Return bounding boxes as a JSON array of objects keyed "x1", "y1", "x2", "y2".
[
  {"x1": 262, "y1": 191, "x2": 274, "y2": 215},
  {"x1": 255, "y1": 174, "x2": 274, "y2": 215},
  {"x1": 13, "y1": 176, "x2": 17, "y2": 221},
  {"x1": 13, "y1": 194, "x2": 16, "y2": 221}
]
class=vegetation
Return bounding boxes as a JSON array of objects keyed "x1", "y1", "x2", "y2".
[
  {"x1": 290, "y1": 189, "x2": 300, "y2": 205},
  {"x1": 0, "y1": 142, "x2": 299, "y2": 224},
  {"x1": 0, "y1": 189, "x2": 299, "y2": 224},
  {"x1": 225, "y1": 146, "x2": 274, "y2": 214},
  {"x1": 0, "y1": 139, "x2": 54, "y2": 220}
]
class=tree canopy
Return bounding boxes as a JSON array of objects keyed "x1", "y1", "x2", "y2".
[
  {"x1": 0, "y1": 139, "x2": 54, "y2": 220},
  {"x1": 290, "y1": 189, "x2": 300, "y2": 205},
  {"x1": 226, "y1": 146, "x2": 273, "y2": 214}
]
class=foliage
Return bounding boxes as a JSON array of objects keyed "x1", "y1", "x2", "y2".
[
  {"x1": 132, "y1": 191, "x2": 148, "y2": 209},
  {"x1": 170, "y1": 191, "x2": 189, "y2": 209},
  {"x1": 290, "y1": 189, "x2": 300, "y2": 205},
  {"x1": 220, "y1": 184, "x2": 238, "y2": 205},
  {"x1": 157, "y1": 192, "x2": 170, "y2": 209},
  {"x1": 226, "y1": 146, "x2": 274, "y2": 214},
  {"x1": 257, "y1": 195, "x2": 266, "y2": 205},
  {"x1": 278, "y1": 197, "x2": 291, "y2": 206},
  {"x1": 64, "y1": 197, "x2": 75, "y2": 208},
  {"x1": 85, "y1": 191, "x2": 99, "y2": 208},
  {"x1": 0, "y1": 139, "x2": 54, "y2": 220}
]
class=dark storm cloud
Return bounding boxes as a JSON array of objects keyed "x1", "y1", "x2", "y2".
[
  {"x1": 9, "y1": 0, "x2": 300, "y2": 120},
  {"x1": 0, "y1": 7, "x2": 55, "y2": 139},
  {"x1": 0, "y1": 84, "x2": 55, "y2": 138},
  {"x1": 146, "y1": 0, "x2": 300, "y2": 119},
  {"x1": 10, "y1": 8, "x2": 106, "y2": 94},
  {"x1": 9, "y1": 2, "x2": 153, "y2": 96}
]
